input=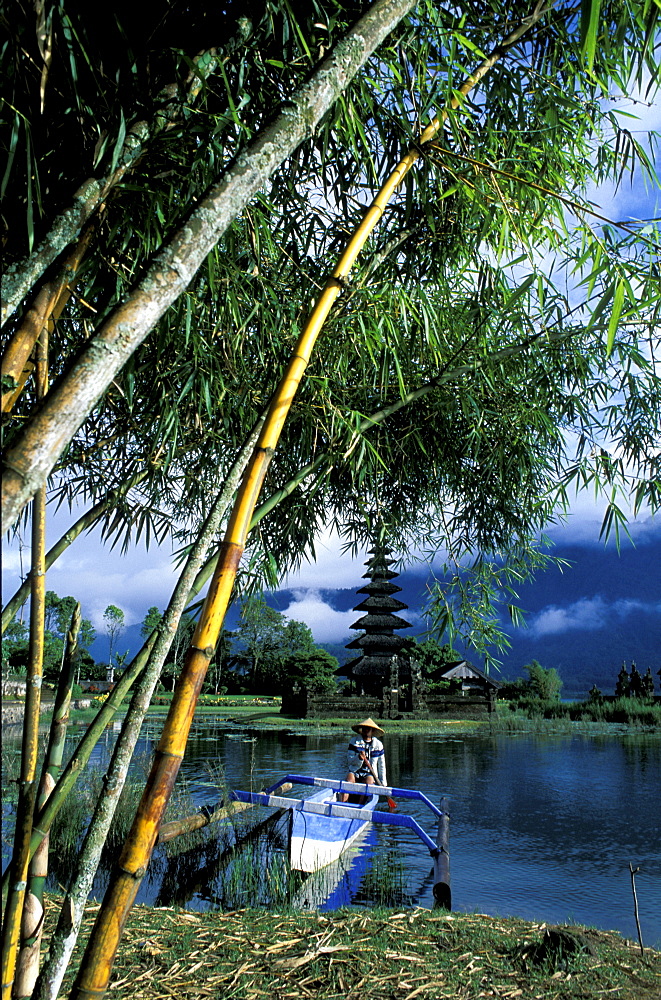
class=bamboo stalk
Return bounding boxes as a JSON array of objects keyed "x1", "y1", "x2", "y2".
[
  {"x1": 0, "y1": 32, "x2": 250, "y2": 329},
  {"x1": 0, "y1": 332, "x2": 48, "y2": 1000},
  {"x1": 1, "y1": 224, "x2": 96, "y2": 413},
  {"x1": 31, "y1": 418, "x2": 263, "y2": 1000},
  {"x1": 157, "y1": 782, "x2": 293, "y2": 843},
  {"x1": 14, "y1": 605, "x2": 81, "y2": 999},
  {"x1": 70, "y1": 9, "x2": 549, "y2": 996},
  {"x1": 2, "y1": 471, "x2": 148, "y2": 634},
  {"x1": 2, "y1": 0, "x2": 419, "y2": 533}
]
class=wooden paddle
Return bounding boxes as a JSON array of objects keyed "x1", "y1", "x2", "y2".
[{"x1": 363, "y1": 755, "x2": 397, "y2": 810}]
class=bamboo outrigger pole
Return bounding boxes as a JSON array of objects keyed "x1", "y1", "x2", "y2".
[{"x1": 71, "y1": 8, "x2": 549, "y2": 996}]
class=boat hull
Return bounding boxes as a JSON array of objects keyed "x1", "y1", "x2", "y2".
[{"x1": 289, "y1": 787, "x2": 379, "y2": 873}]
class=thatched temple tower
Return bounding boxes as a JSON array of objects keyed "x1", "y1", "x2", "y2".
[{"x1": 339, "y1": 534, "x2": 414, "y2": 703}]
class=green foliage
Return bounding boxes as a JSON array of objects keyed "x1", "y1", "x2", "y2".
[
  {"x1": 228, "y1": 596, "x2": 333, "y2": 694},
  {"x1": 3, "y1": 593, "x2": 96, "y2": 680},
  {"x1": 164, "y1": 613, "x2": 197, "y2": 690},
  {"x1": 284, "y1": 648, "x2": 338, "y2": 694},
  {"x1": 103, "y1": 604, "x2": 125, "y2": 673},
  {"x1": 231, "y1": 596, "x2": 288, "y2": 694},
  {"x1": 500, "y1": 661, "x2": 563, "y2": 703},
  {"x1": 402, "y1": 637, "x2": 457, "y2": 674},
  {"x1": 3, "y1": 1, "x2": 660, "y2": 664},
  {"x1": 140, "y1": 606, "x2": 163, "y2": 638},
  {"x1": 523, "y1": 660, "x2": 563, "y2": 702},
  {"x1": 45, "y1": 591, "x2": 77, "y2": 635},
  {"x1": 2, "y1": 619, "x2": 29, "y2": 674}
]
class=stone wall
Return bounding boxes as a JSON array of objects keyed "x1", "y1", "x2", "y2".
[
  {"x1": 282, "y1": 690, "x2": 382, "y2": 719},
  {"x1": 2, "y1": 679, "x2": 27, "y2": 696},
  {"x1": 282, "y1": 687, "x2": 498, "y2": 719},
  {"x1": 1, "y1": 700, "x2": 54, "y2": 727},
  {"x1": 425, "y1": 694, "x2": 496, "y2": 716}
]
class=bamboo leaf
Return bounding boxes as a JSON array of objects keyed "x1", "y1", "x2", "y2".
[
  {"x1": 580, "y1": 0, "x2": 602, "y2": 73},
  {"x1": 606, "y1": 279, "x2": 625, "y2": 355}
]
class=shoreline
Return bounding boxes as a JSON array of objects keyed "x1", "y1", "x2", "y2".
[{"x1": 3, "y1": 702, "x2": 660, "y2": 738}]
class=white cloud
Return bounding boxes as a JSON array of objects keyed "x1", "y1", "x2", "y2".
[
  {"x1": 280, "y1": 589, "x2": 358, "y2": 643},
  {"x1": 280, "y1": 528, "x2": 369, "y2": 591},
  {"x1": 527, "y1": 595, "x2": 661, "y2": 637},
  {"x1": 544, "y1": 495, "x2": 660, "y2": 547}
]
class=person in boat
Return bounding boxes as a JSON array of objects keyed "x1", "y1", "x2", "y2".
[{"x1": 340, "y1": 718, "x2": 386, "y2": 802}]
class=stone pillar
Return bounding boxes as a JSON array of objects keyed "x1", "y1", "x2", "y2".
[
  {"x1": 384, "y1": 655, "x2": 400, "y2": 718},
  {"x1": 410, "y1": 658, "x2": 424, "y2": 712}
]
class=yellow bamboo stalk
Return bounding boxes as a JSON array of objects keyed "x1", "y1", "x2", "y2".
[
  {"x1": 71, "y1": 9, "x2": 549, "y2": 996},
  {"x1": 0, "y1": 333, "x2": 49, "y2": 1000},
  {"x1": 157, "y1": 782, "x2": 292, "y2": 843},
  {"x1": 1, "y1": 222, "x2": 96, "y2": 414}
]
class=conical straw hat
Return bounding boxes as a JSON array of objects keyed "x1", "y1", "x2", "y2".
[{"x1": 351, "y1": 717, "x2": 385, "y2": 737}]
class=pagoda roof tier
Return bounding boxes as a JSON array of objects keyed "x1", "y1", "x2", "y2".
[
  {"x1": 353, "y1": 595, "x2": 408, "y2": 613},
  {"x1": 337, "y1": 654, "x2": 413, "y2": 677},
  {"x1": 364, "y1": 558, "x2": 396, "y2": 571},
  {"x1": 345, "y1": 633, "x2": 405, "y2": 651},
  {"x1": 356, "y1": 581, "x2": 402, "y2": 596},
  {"x1": 367, "y1": 543, "x2": 394, "y2": 554},
  {"x1": 361, "y1": 568, "x2": 397, "y2": 581},
  {"x1": 349, "y1": 613, "x2": 412, "y2": 632}
]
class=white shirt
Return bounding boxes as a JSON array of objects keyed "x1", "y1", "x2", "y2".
[{"x1": 346, "y1": 736, "x2": 387, "y2": 785}]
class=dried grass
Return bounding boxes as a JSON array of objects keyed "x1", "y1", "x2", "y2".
[{"x1": 41, "y1": 897, "x2": 660, "y2": 1000}]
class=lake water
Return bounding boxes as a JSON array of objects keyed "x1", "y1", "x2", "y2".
[{"x1": 4, "y1": 719, "x2": 660, "y2": 946}]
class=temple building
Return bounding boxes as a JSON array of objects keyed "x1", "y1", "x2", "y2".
[
  {"x1": 337, "y1": 535, "x2": 425, "y2": 714},
  {"x1": 281, "y1": 529, "x2": 501, "y2": 719},
  {"x1": 341, "y1": 538, "x2": 409, "y2": 692}
]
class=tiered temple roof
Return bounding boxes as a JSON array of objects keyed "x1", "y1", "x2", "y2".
[{"x1": 340, "y1": 536, "x2": 412, "y2": 681}]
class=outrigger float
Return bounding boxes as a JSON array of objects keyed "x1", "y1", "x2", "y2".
[{"x1": 229, "y1": 774, "x2": 451, "y2": 909}]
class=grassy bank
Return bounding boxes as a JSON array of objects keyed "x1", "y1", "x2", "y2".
[
  {"x1": 5, "y1": 690, "x2": 658, "y2": 734},
  {"x1": 42, "y1": 897, "x2": 660, "y2": 999}
]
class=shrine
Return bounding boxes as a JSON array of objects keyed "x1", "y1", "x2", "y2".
[
  {"x1": 281, "y1": 529, "x2": 500, "y2": 719},
  {"x1": 336, "y1": 533, "x2": 425, "y2": 716}
]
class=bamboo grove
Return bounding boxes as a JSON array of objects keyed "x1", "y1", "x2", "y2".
[{"x1": 2, "y1": 1, "x2": 660, "y2": 997}]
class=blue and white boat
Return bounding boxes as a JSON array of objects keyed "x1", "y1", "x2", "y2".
[
  {"x1": 230, "y1": 774, "x2": 451, "y2": 907},
  {"x1": 288, "y1": 784, "x2": 379, "y2": 872}
]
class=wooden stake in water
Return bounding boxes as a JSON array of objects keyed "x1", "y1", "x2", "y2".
[
  {"x1": 628, "y1": 862, "x2": 644, "y2": 957},
  {"x1": 433, "y1": 797, "x2": 451, "y2": 910}
]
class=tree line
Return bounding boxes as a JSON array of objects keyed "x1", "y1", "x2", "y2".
[{"x1": 141, "y1": 596, "x2": 338, "y2": 696}]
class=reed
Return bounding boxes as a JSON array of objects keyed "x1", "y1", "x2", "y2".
[
  {"x1": 358, "y1": 849, "x2": 406, "y2": 907},
  {"x1": 490, "y1": 696, "x2": 661, "y2": 733}
]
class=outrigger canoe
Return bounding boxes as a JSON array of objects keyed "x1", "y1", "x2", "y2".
[
  {"x1": 289, "y1": 784, "x2": 379, "y2": 872},
  {"x1": 230, "y1": 774, "x2": 451, "y2": 907}
]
